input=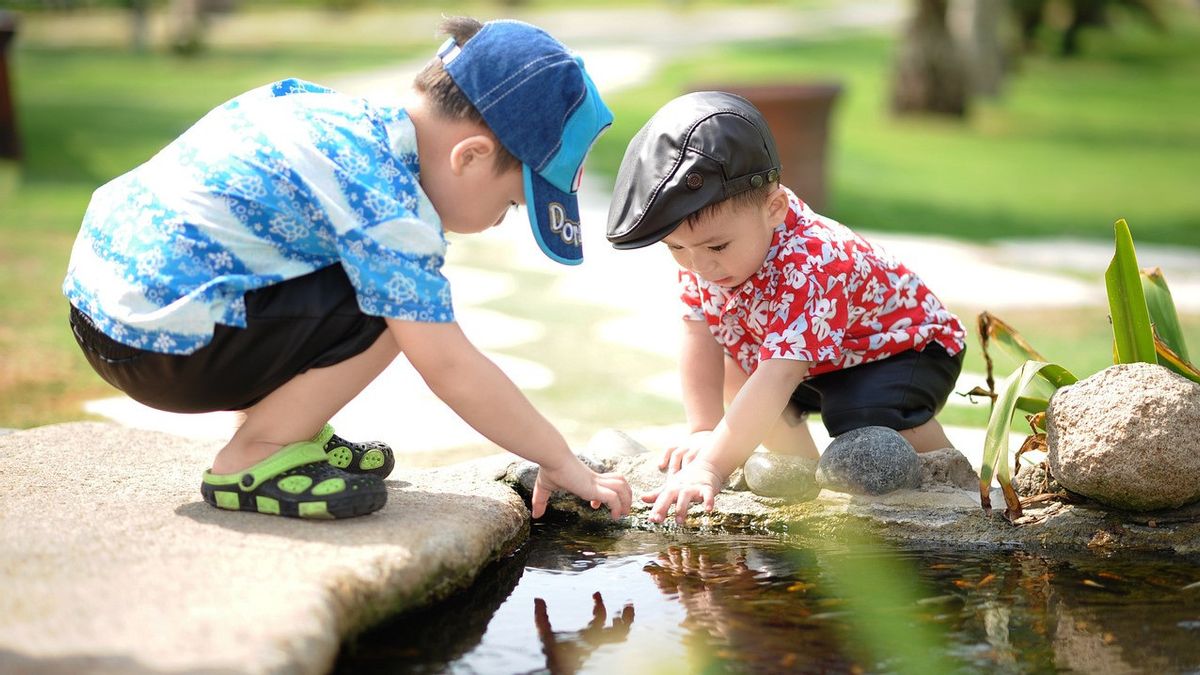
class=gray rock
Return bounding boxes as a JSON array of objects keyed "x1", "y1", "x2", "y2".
[
  {"x1": 584, "y1": 428, "x2": 653, "y2": 461},
  {"x1": 0, "y1": 423, "x2": 528, "y2": 675},
  {"x1": 742, "y1": 453, "x2": 820, "y2": 501},
  {"x1": 504, "y1": 454, "x2": 609, "y2": 494},
  {"x1": 726, "y1": 466, "x2": 751, "y2": 491},
  {"x1": 1048, "y1": 363, "x2": 1200, "y2": 511},
  {"x1": 816, "y1": 426, "x2": 921, "y2": 495},
  {"x1": 1014, "y1": 461, "x2": 1063, "y2": 498},
  {"x1": 918, "y1": 447, "x2": 978, "y2": 490},
  {"x1": 489, "y1": 441, "x2": 1200, "y2": 557}
]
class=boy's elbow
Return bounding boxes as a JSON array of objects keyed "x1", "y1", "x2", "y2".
[{"x1": 386, "y1": 318, "x2": 476, "y2": 384}]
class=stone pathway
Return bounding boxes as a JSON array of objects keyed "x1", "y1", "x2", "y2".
[{"x1": 0, "y1": 423, "x2": 526, "y2": 675}]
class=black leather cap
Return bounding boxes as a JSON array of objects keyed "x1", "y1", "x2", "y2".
[{"x1": 606, "y1": 91, "x2": 781, "y2": 249}]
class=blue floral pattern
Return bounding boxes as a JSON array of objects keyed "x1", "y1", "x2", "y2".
[{"x1": 63, "y1": 78, "x2": 452, "y2": 355}]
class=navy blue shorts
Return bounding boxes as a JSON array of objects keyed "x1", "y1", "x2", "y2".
[
  {"x1": 788, "y1": 343, "x2": 964, "y2": 436},
  {"x1": 69, "y1": 264, "x2": 387, "y2": 413}
]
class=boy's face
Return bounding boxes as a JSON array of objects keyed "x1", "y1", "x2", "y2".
[
  {"x1": 662, "y1": 188, "x2": 786, "y2": 288},
  {"x1": 436, "y1": 160, "x2": 526, "y2": 235}
]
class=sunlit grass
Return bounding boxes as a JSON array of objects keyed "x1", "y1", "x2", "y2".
[
  {"x1": 589, "y1": 16, "x2": 1200, "y2": 247},
  {"x1": 3, "y1": 5, "x2": 1198, "y2": 427},
  {"x1": 0, "y1": 42, "x2": 422, "y2": 427}
]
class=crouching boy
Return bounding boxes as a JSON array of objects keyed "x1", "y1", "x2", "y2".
[
  {"x1": 64, "y1": 18, "x2": 631, "y2": 520},
  {"x1": 605, "y1": 92, "x2": 966, "y2": 524}
]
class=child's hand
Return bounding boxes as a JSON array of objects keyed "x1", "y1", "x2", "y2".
[
  {"x1": 532, "y1": 458, "x2": 632, "y2": 521},
  {"x1": 659, "y1": 430, "x2": 713, "y2": 475},
  {"x1": 641, "y1": 459, "x2": 724, "y2": 526}
]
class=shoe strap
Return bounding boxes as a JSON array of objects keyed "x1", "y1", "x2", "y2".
[
  {"x1": 312, "y1": 423, "x2": 335, "y2": 446},
  {"x1": 203, "y1": 441, "x2": 330, "y2": 492}
]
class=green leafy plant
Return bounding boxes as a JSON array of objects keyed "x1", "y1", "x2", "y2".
[{"x1": 975, "y1": 219, "x2": 1199, "y2": 521}]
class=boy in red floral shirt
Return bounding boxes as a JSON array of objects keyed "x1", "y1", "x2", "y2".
[{"x1": 606, "y1": 92, "x2": 967, "y2": 524}]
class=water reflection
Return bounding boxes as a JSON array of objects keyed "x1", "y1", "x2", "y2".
[
  {"x1": 336, "y1": 523, "x2": 1200, "y2": 674},
  {"x1": 534, "y1": 593, "x2": 634, "y2": 674},
  {"x1": 643, "y1": 543, "x2": 854, "y2": 672}
]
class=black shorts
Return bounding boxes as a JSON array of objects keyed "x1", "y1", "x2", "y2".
[
  {"x1": 69, "y1": 264, "x2": 388, "y2": 413},
  {"x1": 789, "y1": 343, "x2": 964, "y2": 436}
]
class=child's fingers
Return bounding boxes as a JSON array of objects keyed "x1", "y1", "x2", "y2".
[
  {"x1": 594, "y1": 485, "x2": 624, "y2": 520},
  {"x1": 674, "y1": 489, "x2": 695, "y2": 526},
  {"x1": 640, "y1": 491, "x2": 659, "y2": 504},
  {"x1": 658, "y1": 445, "x2": 674, "y2": 470},
  {"x1": 531, "y1": 478, "x2": 549, "y2": 519},
  {"x1": 669, "y1": 449, "x2": 686, "y2": 475},
  {"x1": 702, "y1": 485, "x2": 717, "y2": 512},
  {"x1": 649, "y1": 489, "x2": 676, "y2": 523},
  {"x1": 682, "y1": 448, "x2": 698, "y2": 469},
  {"x1": 603, "y1": 474, "x2": 633, "y2": 518}
]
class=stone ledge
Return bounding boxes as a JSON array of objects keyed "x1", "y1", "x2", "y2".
[
  {"x1": 501, "y1": 433, "x2": 1200, "y2": 558},
  {"x1": 0, "y1": 423, "x2": 528, "y2": 675}
]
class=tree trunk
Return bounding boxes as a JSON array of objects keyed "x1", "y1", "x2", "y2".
[
  {"x1": 128, "y1": 0, "x2": 149, "y2": 53},
  {"x1": 964, "y1": 0, "x2": 1011, "y2": 97},
  {"x1": 169, "y1": 0, "x2": 208, "y2": 55},
  {"x1": 1061, "y1": 0, "x2": 1107, "y2": 57},
  {"x1": 892, "y1": 0, "x2": 970, "y2": 117},
  {"x1": 0, "y1": 11, "x2": 19, "y2": 161},
  {"x1": 1010, "y1": 0, "x2": 1046, "y2": 53}
]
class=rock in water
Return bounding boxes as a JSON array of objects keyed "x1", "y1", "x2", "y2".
[
  {"x1": 918, "y1": 447, "x2": 978, "y2": 490},
  {"x1": 1047, "y1": 363, "x2": 1200, "y2": 511},
  {"x1": 742, "y1": 453, "x2": 820, "y2": 501},
  {"x1": 816, "y1": 426, "x2": 921, "y2": 495}
]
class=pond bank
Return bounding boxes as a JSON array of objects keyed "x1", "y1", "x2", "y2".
[
  {"x1": 0, "y1": 423, "x2": 524, "y2": 675},
  {"x1": 5, "y1": 423, "x2": 1199, "y2": 674},
  {"x1": 503, "y1": 429, "x2": 1200, "y2": 558}
]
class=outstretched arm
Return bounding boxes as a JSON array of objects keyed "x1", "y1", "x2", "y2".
[
  {"x1": 661, "y1": 318, "x2": 726, "y2": 473},
  {"x1": 388, "y1": 318, "x2": 632, "y2": 519},
  {"x1": 644, "y1": 357, "x2": 811, "y2": 524}
]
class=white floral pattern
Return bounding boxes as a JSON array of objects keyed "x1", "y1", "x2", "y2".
[{"x1": 680, "y1": 189, "x2": 965, "y2": 378}]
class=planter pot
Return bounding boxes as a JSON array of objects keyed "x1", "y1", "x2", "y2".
[{"x1": 690, "y1": 82, "x2": 842, "y2": 211}]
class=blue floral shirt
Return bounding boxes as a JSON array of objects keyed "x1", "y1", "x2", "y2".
[{"x1": 63, "y1": 78, "x2": 452, "y2": 355}]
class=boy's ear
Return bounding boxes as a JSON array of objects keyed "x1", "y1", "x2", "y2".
[
  {"x1": 764, "y1": 185, "x2": 789, "y2": 221},
  {"x1": 448, "y1": 134, "x2": 497, "y2": 176}
]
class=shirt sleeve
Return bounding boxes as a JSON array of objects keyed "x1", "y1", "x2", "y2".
[
  {"x1": 678, "y1": 269, "x2": 705, "y2": 321},
  {"x1": 306, "y1": 101, "x2": 454, "y2": 323},
  {"x1": 336, "y1": 222, "x2": 453, "y2": 322},
  {"x1": 759, "y1": 258, "x2": 848, "y2": 365}
]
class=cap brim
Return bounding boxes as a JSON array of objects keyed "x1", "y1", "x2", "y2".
[{"x1": 523, "y1": 164, "x2": 583, "y2": 265}]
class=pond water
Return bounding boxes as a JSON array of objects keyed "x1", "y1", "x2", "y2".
[{"x1": 336, "y1": 521, "x2": 1200, "y2": 674}]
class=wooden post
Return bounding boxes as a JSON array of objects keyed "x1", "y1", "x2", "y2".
[{"x1": 0, "y1": 11, "x2": 19, "y2": 161}]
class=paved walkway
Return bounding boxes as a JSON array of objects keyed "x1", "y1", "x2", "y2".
[{"x1": 84, "y1": 1, "x2": 1200, "y2": 473}]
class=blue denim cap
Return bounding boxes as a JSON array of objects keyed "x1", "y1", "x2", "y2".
[{"x1": 438, "y1": 20, "x2": 613, "y2": 265}]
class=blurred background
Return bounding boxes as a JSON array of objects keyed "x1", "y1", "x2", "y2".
[{"x1": 0, "y1": 0, "x2": 1197, "y2": 459}]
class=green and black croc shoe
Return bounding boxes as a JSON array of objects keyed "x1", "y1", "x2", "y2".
[
  {"x1": 315, "y1": 424, "x2": 395, "y2": 478},
  {"x1": 201, "y1": 440, "x2": 387, "y2": 519}
]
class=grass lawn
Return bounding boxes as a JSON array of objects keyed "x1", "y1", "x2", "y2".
[
  {"x1": 1, "y1": 5, "x2": 1197, "y2": 431},
  {"x1": 0, "y1": 40, "x2": 421, "y2": 426},
  {"x1": 588, "y1": 16, "x2": 1200, "y2": 247}
]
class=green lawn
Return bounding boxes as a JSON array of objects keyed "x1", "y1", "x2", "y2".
[
  {"x1": 0, "y1": 41, "x2": 420, "y2": 426},
  {"x1": 588, "y1": 17, "x2": 1200, "y2": 247},
  {"x1": 2, "y1": 5, "x2": 1197, "y2": 430}
]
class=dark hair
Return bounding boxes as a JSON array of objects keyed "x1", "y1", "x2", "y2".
[
  {"x1": 681, "y1": 181, "x2": 779, "y2": 228},
  {"x1": 412, "y1": 16, "x2": 522, "y2": 175}
]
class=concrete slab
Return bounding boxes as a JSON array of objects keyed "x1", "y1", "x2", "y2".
[{"x1": 0, "y1": 423, "x2": 527, "y2": 675}]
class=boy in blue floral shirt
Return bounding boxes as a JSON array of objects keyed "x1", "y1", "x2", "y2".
[{"x1": 63, "y1": 18, "x2": 632, "y2": 521}]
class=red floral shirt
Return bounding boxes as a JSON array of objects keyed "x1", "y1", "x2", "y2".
[{"x1": 680, "y1": 189, "x2": 966, "y2": 378}]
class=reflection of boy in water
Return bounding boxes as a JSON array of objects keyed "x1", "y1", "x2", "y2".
[
  {"x1": 644, "y1": 544, "x2": 852, "y2": 672},
  {"x1": 534, "y1": 592, "x2": 635, "y2": 674}
]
